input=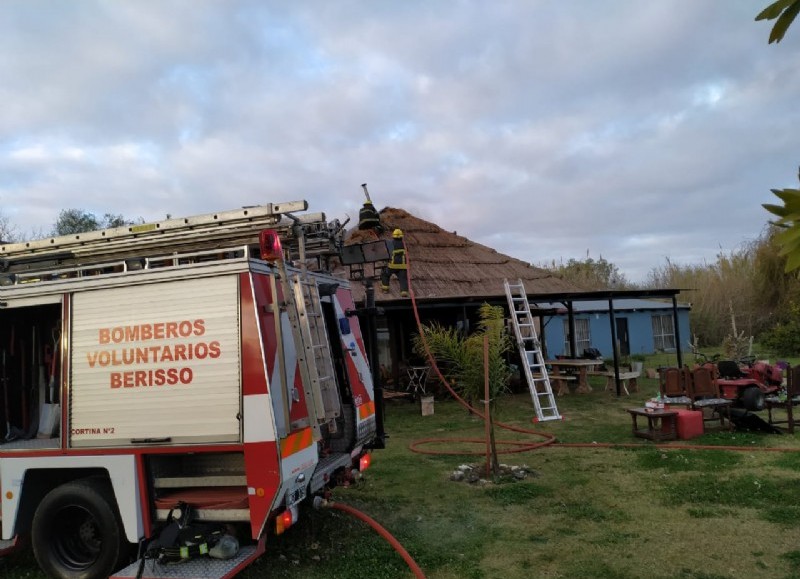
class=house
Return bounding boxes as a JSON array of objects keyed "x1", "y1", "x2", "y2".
[
  {"x1": 536, "y1": 298, "x2": 691, "y2": 359},
  {"x1": 341, "y1": 207, "x2": 688, "y2": 389},
  {"x1": 343, "y1": 207, "x2": 582, "y2": 386}
]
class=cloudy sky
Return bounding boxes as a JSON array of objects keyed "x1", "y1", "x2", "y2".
[{"x1": 1, "y1": 1, "x2": 798, "y2": 282}]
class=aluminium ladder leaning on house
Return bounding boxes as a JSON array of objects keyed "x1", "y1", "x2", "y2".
[{"x1": 504, "y1": 279, "x2": 561, "y2": 422}]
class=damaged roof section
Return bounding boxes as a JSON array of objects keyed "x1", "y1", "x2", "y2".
[{"x1": 344, "y1": 207, "x2": 584, "y2": 303}]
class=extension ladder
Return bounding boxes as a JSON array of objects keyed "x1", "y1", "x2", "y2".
[
  {"x1": 504, "y1": 279, "x2": 561, "y2": 422},
  {"x1": 274, "y1": 227, "x2": 341, "y2": 440},
  {"x1": 290, "y1": 273, "x2": 341, "y2": 425},
  {"x1": 0, "y1": 199, "x2": 341, "y2": 279}
]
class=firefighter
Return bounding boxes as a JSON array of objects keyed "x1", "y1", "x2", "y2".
[
  {"x1": 358, "y1": 199, "x2": 383, "y2": 233},
  {"x1": 381, "y1": 228, "x2": 408, "y2": 297},
  {"x1": 358, "y1": 184, "x2": 383, "y2": 233}
]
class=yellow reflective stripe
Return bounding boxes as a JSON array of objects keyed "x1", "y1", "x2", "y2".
[
  {"x1": 280, "y1": 428, "x2": 314, "y2": 458},
  {"x1": 358, "y1": 400, "x2": 375, "y2": 420}
]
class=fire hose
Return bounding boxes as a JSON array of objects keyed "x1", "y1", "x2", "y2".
[{"x1": 314, "y1": 497, "x2": 426, "y2": 579}]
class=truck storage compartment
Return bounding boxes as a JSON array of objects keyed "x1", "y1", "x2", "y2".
[
  {"x1": 69, "y1": 276, "x2": 243, "y2": 447},
  {"x1": 148, "y1": 452, "x2": 250, "y2": 522},
  {"x1": 0, "y1": 302, "x2": 62, "y2": 443}
]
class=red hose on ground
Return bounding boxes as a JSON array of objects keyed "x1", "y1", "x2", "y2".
[
  {"x1": 554, "y1": 441, "x2": 800, "y2": 452},
  {"x1": 327, "y1": 501, "x2": 426, "y2": 579}
]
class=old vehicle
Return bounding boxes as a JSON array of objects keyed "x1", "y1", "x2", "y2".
[
  {"x1": 715, "y1": 357, "x2": 783, "y2": 411},
  {"x1": 0, "y1": 200, "x2": 381, "y2": 578}
]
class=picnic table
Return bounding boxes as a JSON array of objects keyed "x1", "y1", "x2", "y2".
[{"x1": 546, "y1": 359, "x2": 603, "y2": 394}]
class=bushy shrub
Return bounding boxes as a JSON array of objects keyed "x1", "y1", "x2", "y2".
[{"x1": 760, "y1": 302, "x2": 800, "y2": 356}]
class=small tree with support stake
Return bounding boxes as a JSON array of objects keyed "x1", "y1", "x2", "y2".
[{"x1": 413, "y1": 303, "x2": 512, "y2": 477}]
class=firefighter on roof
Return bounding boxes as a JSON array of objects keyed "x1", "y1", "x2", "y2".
[
  {"x1": 358, "y1": 183, "x2": 383, "y2": 233},
  {"x1": 381, "y1": 228, "x2": 408, "y2": 297}
]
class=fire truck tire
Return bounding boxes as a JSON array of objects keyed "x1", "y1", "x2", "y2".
[
  {"x1": 742, "y1": 386, "x2": 766, "y2": 412},
  {"x1": 31, "y1": 478, "x2": 130, "y2": 579}
]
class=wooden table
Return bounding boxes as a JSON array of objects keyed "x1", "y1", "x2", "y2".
[
  {"x1": 546, "y1": 359, "x2": 602, "y2": 394},
  {"x1": 627, "y1": 407, "x2": 678, "y2": 441}
]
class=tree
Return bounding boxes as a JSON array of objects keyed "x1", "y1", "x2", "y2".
[
  {"x1": 51, "y1": 210, "x2": 136, "y2": 236},
  {"x1": 0, "y1": 211, "x2": 19, "y2": 243},
  {"x1": 412, "y1": 304, "x2": 512, "y2": 476},
  {"x1": 544, "y1": 254, "x2": 629, "y2": 290},
  {"x1": 756, "y1": 0, "x2": 800, "y2": 43}
]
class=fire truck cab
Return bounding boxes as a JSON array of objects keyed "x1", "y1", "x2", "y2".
[{"x1": 0, "y1": 200, "x2": 380, "y2": 578}]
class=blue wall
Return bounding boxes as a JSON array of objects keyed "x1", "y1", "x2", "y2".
[{"x1": 541, "y1": 308, "x2": 691, "y2": 358}]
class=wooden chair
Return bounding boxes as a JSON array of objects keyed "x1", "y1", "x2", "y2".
[
  {"x1": 687, "y1": 365, "x2": 732, "y2": 430},
  {"x1": 766, "y1": 364, "x2": 800, "y2": 433},
  {"x1": 658, "y1": 367, "x2": 691, "y2": 406}
]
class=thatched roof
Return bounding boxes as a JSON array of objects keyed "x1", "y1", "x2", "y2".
[{"x1": 342, "y1": 207, "x2": 585, "y2": 303}]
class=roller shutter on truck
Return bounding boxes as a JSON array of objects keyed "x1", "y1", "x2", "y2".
[{"x1": 70, "y1": 275, "x2": 242, "y2": 447}]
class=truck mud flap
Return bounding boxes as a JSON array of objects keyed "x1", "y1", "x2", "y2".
[
  {"x1": 0, "y1": 536, "x2": 21, "y2": 557},
  {"x1": 111, "y1": 540, "x2": 264, "y2": 579}
]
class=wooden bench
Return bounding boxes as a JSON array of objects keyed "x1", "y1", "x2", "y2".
[{"x1": 604, "y1": 371, "x2": 641, "y2": 395}]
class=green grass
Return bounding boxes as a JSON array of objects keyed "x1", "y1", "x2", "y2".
[{"x1": 5, "y1": 371, "x2": 800, "y2": 578}]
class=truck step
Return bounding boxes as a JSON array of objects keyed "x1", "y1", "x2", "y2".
[{"x1": 111, "y1": 544, "x2": 261, "y2": 579}]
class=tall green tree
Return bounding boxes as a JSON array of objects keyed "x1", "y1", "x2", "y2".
[
  {"x1": 51, "y1": 210, "x2": 133, "y2": 236},
  {"x1": 544, "y1": 255, "x2": 629, "y2": 290},
  {"x1": 412, "y1": 303, "x2": 512, "y2": 476},
  {"x1": 756, "y1": 0, "x2": 800, "y2": 43}
]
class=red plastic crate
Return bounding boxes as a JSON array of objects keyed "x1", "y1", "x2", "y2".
[{"x1": 674, "y1": 409, "x2": 704, "y2": 439}]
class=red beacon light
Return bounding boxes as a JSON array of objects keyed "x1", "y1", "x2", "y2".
[
  {"x1": 359, "y1": 453, "x2": 372, "y2": 472},
  {"x1": 259, "y1": 229, "x2": 283, "y2": 262}
]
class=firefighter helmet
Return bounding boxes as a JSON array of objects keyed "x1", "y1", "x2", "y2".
[{"x1": 392, "y1": 228, "x2": 403, "y2": 238}]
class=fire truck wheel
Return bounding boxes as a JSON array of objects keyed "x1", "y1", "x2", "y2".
[
  {"x1": 742, "y1": 386, "x2": 766, "y2": 412},
  {"x1": 31, "y1": 478, "x2": 129, "y2": 579}
]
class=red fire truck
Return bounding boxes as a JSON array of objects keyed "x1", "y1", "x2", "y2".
[{"x1": 0, "y1": 200, "x2": 382, "y2": 578}]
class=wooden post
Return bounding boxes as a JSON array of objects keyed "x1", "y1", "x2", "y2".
[{"x1": 484, "y1": 335, "x2": 491, "y2": 478}]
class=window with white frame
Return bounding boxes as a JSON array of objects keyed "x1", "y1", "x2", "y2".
[
  {"x1": 652, "y1": 314, "x2": 676, "y2": 351},
  {"x1": 562, "y1": 318, "x2": 590, "y2": 357}
]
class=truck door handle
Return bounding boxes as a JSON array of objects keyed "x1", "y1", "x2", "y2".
[{"x1": 130, "y1": 437, "x2": 172, "y2": 444}]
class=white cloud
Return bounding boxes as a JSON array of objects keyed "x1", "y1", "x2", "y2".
[{"x1": 1, "y1": 0, "x2": 799, "y2": 282}]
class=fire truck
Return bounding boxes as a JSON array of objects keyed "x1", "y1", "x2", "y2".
[{"x1": 0, "y1": 200, "x2": 382, "y2": 578}]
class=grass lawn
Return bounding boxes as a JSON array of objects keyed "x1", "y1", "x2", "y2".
[{"x1": 3, "y1": 371, "x2": 800, "y2": 578}]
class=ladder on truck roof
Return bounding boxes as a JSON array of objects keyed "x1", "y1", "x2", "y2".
[
  {"x1": 0, "y1": 200, "x2": 342, "y2": 279},
  {"x1": 504, "y1": 279, "x2": 561, "y2": 422}
]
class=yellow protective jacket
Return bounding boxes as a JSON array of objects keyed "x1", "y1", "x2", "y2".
[{"x1": 388, "y1": 238, "x2": 407, "y2": 270}]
